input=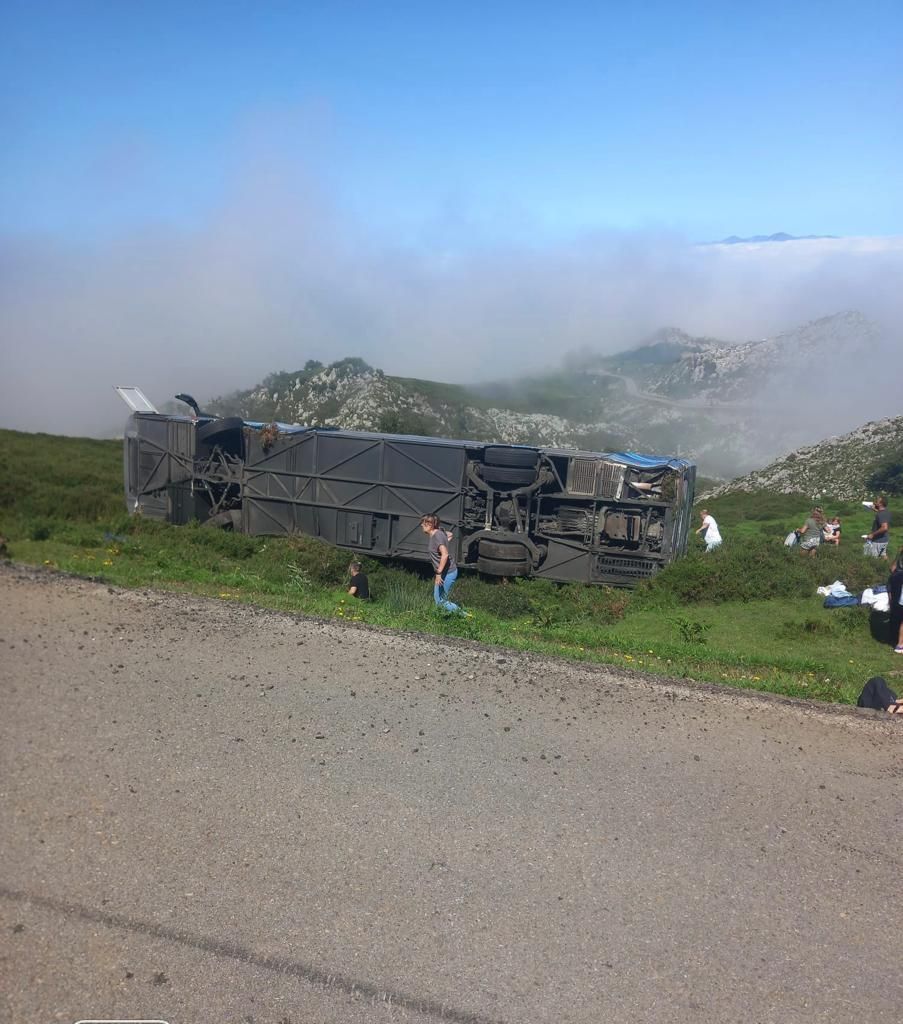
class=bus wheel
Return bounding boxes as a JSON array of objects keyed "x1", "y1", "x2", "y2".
[
  {"x1": 480, "y1": 465, "x2": 536, "y2": 488},
  {"x1": 478, "y1": 539, "x2": 531, "y2": 561},
  {"x1": 478, "y1": 556, "x2": 532, "y2": 577},
  {"x1": 483, "y1": 446, "x2": 538, "y2": 468},
  {"x1": 197, "y1": 416, "x2": 244, "y2": 445}
]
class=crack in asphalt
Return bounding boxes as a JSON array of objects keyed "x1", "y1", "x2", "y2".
[{"x1": 0, "y1": 885, "x2": 506, "y2": 1024}]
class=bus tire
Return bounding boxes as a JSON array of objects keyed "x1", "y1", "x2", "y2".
[
  {"x1": 478, "y1": 556, "x2": 532, "y2": 577},
  {"x1": 483, "y1": 446, "x2": 538, "y2": 468},
  {"x1": 478, "y1": 539, "x2": 531, "y2": 561},
  {"x1": 197, "y1": 416, "x2": 244, "y2": 445},
  {"x1": 480, "y1": 465, "x2": 536, "y2": 488}
]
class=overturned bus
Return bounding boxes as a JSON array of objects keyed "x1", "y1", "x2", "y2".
[{"x1": 118, "y1": 388, "x2": 695, "y2": 586}]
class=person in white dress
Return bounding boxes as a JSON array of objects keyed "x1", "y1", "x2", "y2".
[{"x1": 695, "y1": 509, "x2": 722, "y2": 552}]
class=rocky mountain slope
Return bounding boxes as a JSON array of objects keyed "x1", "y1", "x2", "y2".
[
  {"x1": 207, "y1": 358, "x2": 635, "y2": 451},
  {"x1": 702, "y1": 414, "x2": 903, "y2": 501},
  {"x1": 596, "y1": 310, "x2": 878, "y2": 402},
  {"x1": 206, "y1": 311, "x2": 887, "y2": 477}
]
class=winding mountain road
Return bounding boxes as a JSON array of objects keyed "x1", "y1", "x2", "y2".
[
  {"x1": 1, "y1": 566, "x2": 900, "y2": 1024},
  {"x1": 595, "y1": 369, "x2": 756, "y2": 414}
]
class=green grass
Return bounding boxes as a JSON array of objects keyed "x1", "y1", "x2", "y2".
[
  {"x1": 0, "y1": 429, "x2": 124, "y2": 525},
  {"x1": 2, "y1": 427, "x2": 901, "y2": 706},
  {"x1": 386, "y1": 375, "x2": 498, "y2": 412},
  {"x1": 701, "y1": 489, "x2": 873, "y2": 539},
  {"x1": 471, "y1": 370, "x2": 624, "y2": 420}
]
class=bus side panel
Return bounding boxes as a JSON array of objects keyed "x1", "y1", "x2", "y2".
[
  {"x1": 129, "y1": 414, "x2": 196, "y2": 521},
  {"x1": 241, "y1": 430, "x2": 467, "y2": 562},
  {"x1": 242, "y1": 430, "x2": 315, "y2": 536}
]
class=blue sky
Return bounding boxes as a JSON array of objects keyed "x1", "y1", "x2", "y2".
[
  {"x1": 3, "y1": 0, "x2": 901, "y2": 241},
  {"x1": 3, "y1": 2, "x2": 903, "y2": 437}
]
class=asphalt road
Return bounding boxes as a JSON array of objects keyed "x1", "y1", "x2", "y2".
[
  {"x1": 1, "y1": 566, "x2": 901, "y2": 1024},
  {"x1": 595, "y1": 370, "x2": 754, "y2": 414}
]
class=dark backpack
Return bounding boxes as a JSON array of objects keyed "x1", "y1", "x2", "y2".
[{"x1": 857, "y1": 676, "x2": 898, "y2": 711}]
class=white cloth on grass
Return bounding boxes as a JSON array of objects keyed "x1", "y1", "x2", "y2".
[
  {"x1": 861, "y1": 588, "x2": 891, "y2": 612},
  {"x1": 816, "y1": 580, "x2": 853, "y2": 598}
]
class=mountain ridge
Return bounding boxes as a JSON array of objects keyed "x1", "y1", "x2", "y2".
[
  {"x1": 702, "y1": 414, "x2": 903, "y2": 502},
  {"x1": 206, "y1": 310, "x2": 887, "y2": 477}
]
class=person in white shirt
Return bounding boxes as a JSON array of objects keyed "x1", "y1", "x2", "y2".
[{"x1": 695, "y1": 509, "x2": 722, "y2": 552}]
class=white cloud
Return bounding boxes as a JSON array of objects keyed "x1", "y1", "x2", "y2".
[{"x1": 1, "y1": 154, "x2": 901, "y2": 439}]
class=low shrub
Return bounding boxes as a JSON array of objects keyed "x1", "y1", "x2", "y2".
[
  {"x1": 704, "y1": 490, "x2": 812, "y2": 526},
  {"x1": 185, "y1": 522, "x2": 258, "y2": 560},
  {"x1": 778, "y1": 606, "x2": 871, "y2": 640},
  {"x1": 459, "y1": 577, "x2": 630, "y2": 624},
  {"x1": 380, "y1": 577, "x2": 427, "y2": 614},
  {"x1": 564, "y1": 584, "x2": 632, "y2": 624},
  {"x1": 672, "y1": 616, "x2": 712, "y2": 644},
  {"x1": 286, "y1": 564, "x2": 313, "y2": 591},
  {"x1": 867, "y1": 457, "x2": 903, "y2": 496},
  {"x1": 285, "y1": 535, "x2": 360, "y2": 585},
  {"x1": 636, "y1": 534, "x2": 894, "y2": 607},
  {"x1": 462, "y1": 577, "x2": 536, "y2": 618},
  {"x1": 29, "y1": 520, "x2": 53, "y2": 541}
]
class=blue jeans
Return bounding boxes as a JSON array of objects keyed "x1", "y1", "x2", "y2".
[{"x1": 433, "y1": 568, "x2": 460, "y2": 613}]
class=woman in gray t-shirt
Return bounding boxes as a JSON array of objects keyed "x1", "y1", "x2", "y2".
[
  {"x1": 419, "y1": 514, "x2": 468, "y2": 615},
  {"x1": 796, "y1": 507, "x2": 825, "y2": 556}
]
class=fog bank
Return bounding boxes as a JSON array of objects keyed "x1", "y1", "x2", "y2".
[{"x1": 1, "y1": 165, "x2": 901, "y2": 438}]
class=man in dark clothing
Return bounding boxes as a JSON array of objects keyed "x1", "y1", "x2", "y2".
[
  {"x1": 347, "y1": 561, "x2": 370, "y2": 599},
  {"x1": 864, "y1": 496, "x2": 891, "y2": 558}
]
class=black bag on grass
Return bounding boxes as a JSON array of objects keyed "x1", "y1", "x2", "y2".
[{"x1": 857, "y1": 676, "x2": 898, "y2": 711}]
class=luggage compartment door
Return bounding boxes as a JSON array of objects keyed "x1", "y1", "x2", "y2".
[{"x1": 337, "y1": 511, "x2": 374, "y2": 549}]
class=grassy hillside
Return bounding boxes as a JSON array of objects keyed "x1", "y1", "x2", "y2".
[
  {"x1": 2, "y1": 428, "x2": 901, "y2": 706},
  {"x1": 0, "y1": 429, "x2": 124, "y2": 526},
  {"x1": 473, "y1": 369, "x2": 625, "y2": 420}
]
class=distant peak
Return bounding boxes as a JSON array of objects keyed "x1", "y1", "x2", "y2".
[{"x1": 712, "y1": 232, "x2": 840, "y2": 245}]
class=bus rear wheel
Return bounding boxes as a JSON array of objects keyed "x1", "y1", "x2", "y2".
[
  {"x1": 478, "y1": 538, "x2": 531, "y2": 561},
  {"x1": 478, "y1": 556, "x2": 532, "y2": 577},
  {"x1": 483, "y1": 446, "x2": 538, "y2": 468}
]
